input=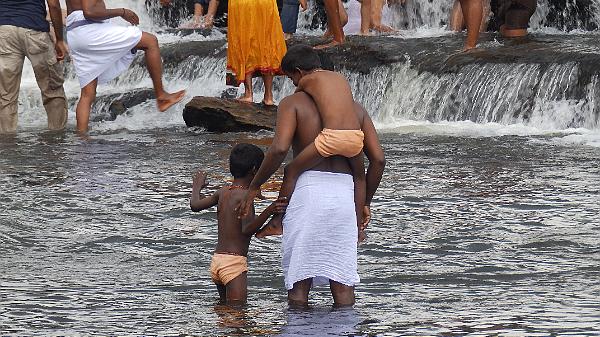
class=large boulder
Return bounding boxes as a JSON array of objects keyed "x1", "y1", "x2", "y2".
[{"x1": 183, "y1": 96, "x2": 277, "y2": 132}]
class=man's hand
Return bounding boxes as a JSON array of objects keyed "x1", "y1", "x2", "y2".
[
  {"x1": 122, "y1": 8, "x2": 140, "y2": 25},
  {"x1": 192, "y1": 171, "x2": 208, "y2": 189},
  {"x1": 238, "y1": 188, "x2": 259, "y2": 218},
  {"x1": 360, "y1": 205, "x2": 371, "y2": 231},
  {"x1": 271, "y1": 196, "x2": 288, "y2": 214},
  {"x1": 54, "y1": 41, "x2": 68, "y2": 61},
  {"x1": 159, "y1": 0, "x2": 172, "y2": 6}
]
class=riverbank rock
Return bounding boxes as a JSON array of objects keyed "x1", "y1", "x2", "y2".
[{"x1": 183, "y1": 96, "x2": 277, "y2": 132}]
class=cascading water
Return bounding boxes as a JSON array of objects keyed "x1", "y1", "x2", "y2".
[{"x1": 15, "y1": 0, "x2": 600, "y2": 144}]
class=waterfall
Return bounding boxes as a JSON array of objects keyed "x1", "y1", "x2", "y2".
[{"x1": 13, "y1": 0, "x2": 600, "y2": 135}]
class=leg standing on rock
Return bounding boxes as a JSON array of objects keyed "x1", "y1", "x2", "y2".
[{"x1": 458, "y1": 0, "x2": 483, "y2": 51}]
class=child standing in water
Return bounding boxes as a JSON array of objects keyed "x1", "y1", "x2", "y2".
[
  {"x1": 191, "y1": 144, "x2": 287, "y2": 304},
  {"x1": 239, "y1": 45, "x2": 366, "y2": 241}
]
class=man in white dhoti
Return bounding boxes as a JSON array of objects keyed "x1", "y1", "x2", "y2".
[
  {"x1": 65, "y1": 0, "x2": 186, "y2": 132},
  {"x1": 239, "y1": 51, "x2": 385, "y2": 306}
]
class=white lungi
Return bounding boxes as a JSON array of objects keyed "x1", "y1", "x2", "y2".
[
  {"x1": 282, "y1": 170, "x2": 360, "y2": 290},
  {"x1": 66, "y1": 10, "x2": 143, "y2": 88}
]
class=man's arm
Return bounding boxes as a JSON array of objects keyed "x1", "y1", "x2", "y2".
[
  {"x1": 238, "y1": 97, "x2": 298, "y2": 217},
  {"x1": 241, "y1": 197, "x2": 287, "y2": 236},
  {"x1": 190, "y1": 171, "x2": 219, "y2": 211},
  {"x1": 46, "y1": 0, "x2": 67, "y2": 61}
]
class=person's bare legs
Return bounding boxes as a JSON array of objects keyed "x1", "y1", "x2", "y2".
[
  {"x1": 255, "y1": 143, "x2": 325, "y2": 238},
  {"x1": 76, "y1": 79, "x2": 98, "y2": 133},
  {"x1": 323, "y1": 0, "x2": 348, "y2": 39},
  {"x1": 225, "y1": 272, "x2": 248, "y2": 305},
  {"x1": 330, "y1": 280, "x2": 355, "y2": 307},
  {"x1": 216, "y1": 283, "x2": 227, "y2": 304},
  {"x1": 288, "y1": 278, "x2": 312, "y2": 308},
  {"x1": 370, "y1": 0, "x2": 395, "y2": 33},
  {"x1": 262, "y1": 74, "x2": 274, "y2": 106},
  {"x1": 458, "y1": 0, "x2": 483, "y2": 51},
  {"x1": 316, "y1": 0, "x2": 346, "y2": 48},
  {"x1": 135, "y1": 32, "x2": 186, "y2": 111},
  {"x1": 239, "y1": 75, "x2": 254, "y2": 103},
  {"x1": 449, "y1": 0, "x2": 464, "y2": 31},
  {"x1": 359, "y1": 0, "x2": 372, "y2": 35}
]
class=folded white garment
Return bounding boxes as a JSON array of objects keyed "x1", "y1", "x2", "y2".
[
  {"x1": 66, "y1": 10, "x2": 142, "y2": 88},
  {"x1": 282, "y1": 170, "x2": 360, "y2": 290}
]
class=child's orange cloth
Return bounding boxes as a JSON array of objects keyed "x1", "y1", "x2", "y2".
[
  {"x1": 226, "y1": 0, "x2": 287, "y2": 85},
  {"x1": 314, "y1": 128, "x2": 365, "y2": 157},
  {"x1": 210, "y1": 253, "x2": 248, "y2": 285}
]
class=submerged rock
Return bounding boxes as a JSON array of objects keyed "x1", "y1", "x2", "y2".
[
  {"x1": 183, "y1": 96, "x2": 277, "y2": 132},
  {"x1": 68, "y1": 89, "x2": 156, "y2": 122}
]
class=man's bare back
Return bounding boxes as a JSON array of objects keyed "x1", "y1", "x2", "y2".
[{"x1": 296, "y1": 70, "x2": 361, "y2": 130}]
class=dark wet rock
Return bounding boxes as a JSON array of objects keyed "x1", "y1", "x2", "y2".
[
  {"x1": 183, "y1": 96, "x2": 277, "y2": 132},
  {"x1": 157, "y1": 33, "x2": 600, "y2": 77},
  {"x1": 68, "y1": 89, "x2": 156, "y2": 122}
]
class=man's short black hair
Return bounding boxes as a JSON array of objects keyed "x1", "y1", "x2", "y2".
[
  {"x1": 229, "y1": 143, "x2": 264, "y2": 178},
  {"x1": 281, "y1": 44, "x2": 321, "y2": 73}
]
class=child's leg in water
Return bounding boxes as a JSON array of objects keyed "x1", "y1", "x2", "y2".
[{"x1": 255, "y1": 143, "x2": 325, "y2": 238}]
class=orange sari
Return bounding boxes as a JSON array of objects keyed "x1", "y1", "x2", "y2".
[{"x1": 226, "y1": 0, "x2": 287, "y2": 86}]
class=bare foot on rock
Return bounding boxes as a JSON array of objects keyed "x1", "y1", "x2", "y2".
[
  {"x1": 314, "y1": 40, "x2": 343, "y2": 49},
  {"x1": 255, "y1": 215, "x2": 283, "y2": 238},
  {"x1": 237, "y1": 95, "x2": 254, "y2": 103},
  {"x1": 157, "y1": 90, "x2": 186, "y2": 112}
]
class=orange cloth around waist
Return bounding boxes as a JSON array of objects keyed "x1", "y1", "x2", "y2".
[
  {"x1": 210, "y1": 253, "x2": 248, "y2": 285},
  {"x1": 314, "y1": 128, "x2": 365, "y2": 158}
]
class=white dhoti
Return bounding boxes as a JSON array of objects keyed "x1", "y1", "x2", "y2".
[
  {"x1": 66, "y1": 10, "x2": 143, "y2": 88},
  {"x1": 282, "y1": 171, "x2": 360, "y2": 290}
]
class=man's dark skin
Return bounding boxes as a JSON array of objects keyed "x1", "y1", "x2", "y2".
[{"x1": 254, "y1": 91, "x2": 385, "y2": 307}]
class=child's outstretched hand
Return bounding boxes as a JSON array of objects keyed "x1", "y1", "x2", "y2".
[
  {"x1": 238, "y1": 188, "x2": 259, "y2": 219},
  {"x1": 193, "y1": 170, "x2": 208, "y2": 189}
]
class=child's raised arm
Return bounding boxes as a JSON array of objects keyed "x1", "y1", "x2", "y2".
[
  {"x1": 241, "y1": 197, "x2": 288, "y2": 236},
  {"x1": 190, "y1": 171, "x2": 220, "y2": 212}
]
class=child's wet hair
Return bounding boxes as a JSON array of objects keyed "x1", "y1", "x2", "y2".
[
  {"x1": 229, "y1": 143, "x2": 265, "y2": 178},
  {"x1": 281, "y1": 44, "x2": 321, "y2": 73}
]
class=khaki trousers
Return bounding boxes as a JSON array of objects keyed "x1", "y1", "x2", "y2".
[{"x1": 0, "y1": 25, "x2": 67, "y2": 133}]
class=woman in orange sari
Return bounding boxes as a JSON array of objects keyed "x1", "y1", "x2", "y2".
[{"x1": 227, "y1": 0, "x2": 287, "y2": 105}]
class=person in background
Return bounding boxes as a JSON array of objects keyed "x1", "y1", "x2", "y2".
[
  {"x1": 370, "y1": 0, "x2": 395, "y2": 33},
  {"x1": 450, "y1": 0, "x2": 490, "y2": 33},
  {"x1": 0, "y1": 0, "x2": 69, "y2": 133},
  {"x1": 280, "y1": 0, "x2": 307, "y2": 40},
  {"x1": 65, "y1": 0, "x2": 186, "y2": 133},
  {"x1": 226, "y1": 0, "x2": 286, "y2": 105},
  {"x1": 491, "y1": 0, "x2": 537, "y2": 38},
  {"x1": 189, "y1": 0, "x2": 220, "y2": 28}
]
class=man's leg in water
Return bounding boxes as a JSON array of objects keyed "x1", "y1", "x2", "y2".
[
  {"x1": 216, "y1": 283, "x2": 227, "y2": 304},
  {"x1": 135, "y1": 32, "x2": 186, "y2": 111},
  {"x1": 76, "y1": 79, "x2": 98, "y2": 133},
  {"x1": 255, "y1": 143, "x2": 325, "y2": 238},
  {"x1": 330, "y1": 280, "x2": 355, "y2": 307},
  {"x1": 288, "y1": 278, "x2": 312, "y2": 308},
  {"x1": 458, "y1": 0, "x2": 483, "y2": 50}
]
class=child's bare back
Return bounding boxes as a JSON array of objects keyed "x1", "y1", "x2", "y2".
[{"x1": 296, "y1": 70, "x2": 361, "y2": 130}]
